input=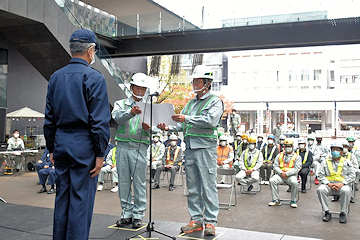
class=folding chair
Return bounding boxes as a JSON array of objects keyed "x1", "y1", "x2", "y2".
[
  {"x1": 176, "y1": 160, "x2": 185, "y2": 186},
  {"x1": 217, "y1": 168, "x2": 237, "y2": 210},
  {"x1": 103, "y1": 172, "x2": 113, "y2": 190},
  {"x1": 278, "y1": 182, "x2": 300, "y2": 204}
]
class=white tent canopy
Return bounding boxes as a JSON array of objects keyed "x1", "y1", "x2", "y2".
[{"x1": 6, "y1": 107, "x2": 44, "y2": 118}]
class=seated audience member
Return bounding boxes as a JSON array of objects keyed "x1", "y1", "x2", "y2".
[
  {"x1": 235, "y1": 136, "x2": 263, "y2": 192},
  {"x1": 260, "y1": 135, "x2": 279, "y2": 185},
  {"x1": 38, "y1": 164, "x2": 56, "y2": 194},
  {"x1": 317, "y1": 142, "x2": 355, "y2": 224},
  {"x1": 36, "y1": 147, "x2": 50, "y2": 184},
  {"x1": 294, "y1": 138, "x2": 313, "y2": 193},
  {"x1": 97, "y1": 147, "x2": 119, "y2": 192},
  {"x1": 216, "y1": 135, "x2": 234, "y2": 184},
  {"x1": 268, "y1": 138, "x2": 301, "y2": 208},
  {"x1": 147, "y1": 133, "x2": 165, "y2": 182},
  {"x1": 7, "y1": 129, "x2": 25, "y2": 171},
  {"x1": 153, "y1": 134, "x2": 183, "y2": 191}
]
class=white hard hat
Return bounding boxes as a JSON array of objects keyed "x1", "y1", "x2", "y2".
[
  {"x1": 219, "y1": 135, "x2": 227, "y2": 141},
  {"x1": 130, "y1": 73, "x2": 149, "y2": 88},
  {"x1": 190, "y1": 65, "x2": 213, "y2": 80},
  {"x1": 330, "y1": 142, "x2": 343, "y2": 149},
  {"x1": 169, "y1": 134, "x2": 178, "y2": 141},
  {"x1": 343, "y1": 141, "x2": 350, "y2": 147},
  {"x1": 279, "y1": 134, "x2": 286, "y2": 140}
]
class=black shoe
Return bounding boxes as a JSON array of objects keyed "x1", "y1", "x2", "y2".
[
  {"x1": 132, "y1": 219, "x2": 142, "y2": 228},
  {"x1": 323, "y1": 211, "x2": 331, "y2": 222},
  {"x1": 339, "y1": 212, "x2": 347, "y2": 224},
  {"x1": 350, "y1": 197, "x2": 355, "y2": 203},
  {"x1": 332, "y1": 195, "x2": 340, "y2": 202},
  {"x1": 152, "y1": 184, "x2": 160, "y2": 189},
  {"x1": 47, "y1": 188, "x2": 56, "y2": 194},
  {"x1": 287, "y1": 187, "x2": 291, "y2": 192},
  {"x1": 237, "y1": 182, "x2": 241, "y2": 185},
  {"x1": 220, "y1": 181, "x2": 224, "y2": 184},
  {"x1": 301, "y1": 189, "x2": 307, "y2": 193},
  {"x1": 247, "y1": 185, "x2": 253, "y2": 192},
  {"x1": 116, "y1": 218, "x2": 132, "y2": 227},
  {"x1": 38, "y1": 187, "x2": 47, "y2": 193},
  {"x1": 169, "y1": 185, "x2": 174, "y2": 191},
  {"x1": 355, "y1": 185, "x2": 358, "y2": 191},
  {"x1": 37, "y1": 182, "x2": 41, "y2": 185}
]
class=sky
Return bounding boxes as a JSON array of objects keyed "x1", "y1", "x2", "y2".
[{"x1": 154, "y1": 0, "x2": 360, "y2": 29}]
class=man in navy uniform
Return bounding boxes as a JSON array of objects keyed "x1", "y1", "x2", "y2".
[{"x1": 44, "y1": 28, "x2": 110, "y2": 240}]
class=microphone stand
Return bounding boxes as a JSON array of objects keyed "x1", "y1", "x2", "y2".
[{"x1": 126, "y1": 93, "x2": 175, "y2": 240}]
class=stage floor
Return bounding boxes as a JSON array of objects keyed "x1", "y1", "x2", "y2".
[{"x1": 0, "y1": 203, "x2": 320, "y2": 240}]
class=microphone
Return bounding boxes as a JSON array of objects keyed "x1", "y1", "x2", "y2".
[{"x1": 149, "y1": 92, "x2": 160, "y2": 97}]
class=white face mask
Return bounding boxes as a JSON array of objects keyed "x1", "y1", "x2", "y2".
[
  {"x1": 90, "y1": 54, "x2": 95, "y2": 65},
  {"x1": 285, "y1": 147, "x2": 293, "y2": 153},
  {"x1": 236, "y1": 137, "x2": 241, "y2": 141},
  {"x1": 170, "y1": 141, "x2": 177, "y2": 147},
  {"x1": 249, "y1": 144, "x2": 256, "y2": 150},
  {"x1": 299, "y1": 144, "x2": 306, "y2": 150},
  {"x1": 279, "y1": 140, "x2": 284, "y2": 145},
  {"x1": 343, "y1": 148, "x2": 349, "y2": 154},
  {"x1": 243, "y1": 139, "x2": 248, "y2": 144},
  {"x1": 14, "y1": 133, "x2": 19, "y2": 138},
  {"x1": 193, "y1": 82, "x2": 209, "y2": 94},
  {"x1": 220, "y1": 141, "x2": 226, "y2": 147},
  {"x1": 268, "y1": 139, "x2": 274, "y2": 145},
  {"x1": 349, "y1": 143, "x2": 354, "y2": 148},
  {"x1": 258, "y1": 138, "x2": 263, "y2": 142},
  {"x1": 153, "y1": 137, "x2": 159, "y2": 143},
  {"x1": 308, "y1": 140, "x2": 314, "y2": 146}
]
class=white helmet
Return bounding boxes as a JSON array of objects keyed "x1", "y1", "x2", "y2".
[
  {"x1": 298, "y1": 138, "x2": 306, "y2": 144},
  {"x1": 130, "y1": 73, "x2": 149, "y2": 88},
  {"x1": 190, "y1": 65, "x2": 213, "y2": 80},
  {"x1": 219, "y1": 135, "x2": 227, "y2": 142},
  {"x1": 169, "y1": 134, "x2": 178, "y2": 141},
  {"x1": 330, "y1": 142, "x2": 343, "y2": 149}
]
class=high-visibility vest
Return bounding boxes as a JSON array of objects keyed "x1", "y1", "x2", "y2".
[
  {"x1": 111, "y1": 147, "x2": 116, "y2": 165},
  {"x1": 166, "y1": 146, "x2": 180, "y2": 165},
  {"x1": 264, "y1": 145, "x2": 276, "y2": 163},
  {"x1": 279, "y1": 152, "x2": 297, "y2": 172},
  {"x1": 296, "y1": 149, "x2": 309, "y2": 165},
  {"x1": 182, "y1": 94, "x2": 220, "y2": 139},
  {"x1": 115, "y1": 99, "x2": 150, "y2": 145},
  {"x1": 326, "y1": 157, "x2": 345, "y2": 182},
  {"x1": 234, "y1": 141, "x2": 240, "y2": 151},
  {"x1": 217, "y1": 145, "x2": 233, "y2": 167},
  {"x1": 244, "y1": 148, "x2": 260, "y2": 170},
  {"x1": 152, "y1": 144, "x2": 161, "y2": 159}
]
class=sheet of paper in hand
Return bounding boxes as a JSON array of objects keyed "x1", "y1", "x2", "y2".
[{"x1": 136, "y1": 102, "x2": 177, "y2": 126}]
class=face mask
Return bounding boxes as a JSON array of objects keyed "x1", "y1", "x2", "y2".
[
  {"x1": 193, "y1": 83, "x2": 209, "y2": 94},
  {"x1": 170, "y1": 141, "x2": 177, "y2": 147},
  {"x1": 236, "y1": 137, "x2": 241, "y2": 141},
  {"x1": 258, "y1": 138, "x2": 263, "y2": 142},
  {"x1": 90, "y1": 54, "x2": 95, "y2": 65},
  {"x1": 299, "y1": 144, "x2": 305, "y2": 150},
  {"x1": 268, "y1": 139, "x2": 274, "y2": 145},
  {"x1": 249, "y1": 144, "x2": 255, "y2": 150},
  {"x1": 277, "y1": 125, "x2": 281, "y2": 128},
  {"x1": 14, "y1": 133, "x2": 19, "y2": 138},
  {"x1": 331, "y1": 150, "x2": 340, "y2": 159},
  {"x1": 308, "y1": 140, "x2": 314, "y2": 146},
  {"x1": 243, "y1": 139, "x2": 248, "y2": 144},
  {"x1": 349, "y1": 143, "x2": 354, "y2": 148},
  {"x1": 220, "y1": 141, "x2": 226, "y2": 147},
  {"x1": 285, "y1": 147, "x2": 293, "y2": 153},
  {"x1": 343, "y1": 148, "x2": 349, "y2": 154},
  {"x1": 316, "y1": 140, "x2": 322, "y2": 144},
  {"x1": 280, "y1": 140, "x2": 284, "y2": 145},
  {"x1": 153, "y1": 137, "x2": 159, "y2": 143}
]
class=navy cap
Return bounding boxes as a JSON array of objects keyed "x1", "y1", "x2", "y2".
[{"x1": 69, "y1": 29, "x2": 96, "y2": 44}]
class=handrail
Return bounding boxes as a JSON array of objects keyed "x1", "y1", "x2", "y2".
[{"x1": 55, "y1": 0, "x2": 132, "y2": 97}]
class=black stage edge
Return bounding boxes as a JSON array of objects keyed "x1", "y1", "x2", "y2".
[{"x1": 0, "y1": 203, "x2": 321, "y2": 240}]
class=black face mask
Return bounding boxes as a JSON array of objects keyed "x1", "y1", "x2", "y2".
[{"x1": 316, "y1": 140, "x2": 322, "y2": 144}]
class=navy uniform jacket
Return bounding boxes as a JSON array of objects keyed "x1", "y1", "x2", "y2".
[{"x1": 44, "y1": 58, "x2": 110, "y2": 158}]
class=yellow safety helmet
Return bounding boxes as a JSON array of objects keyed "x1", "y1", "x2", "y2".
[
  {"x1": 248, "y1": 137, "x2": 257, "y2": 144},
  {"x1": 284, "y1": 138, "x2": 294, "y2": 146},
  {"x1": 241, "y1": 134, "x2": 248, "y2": 140}
]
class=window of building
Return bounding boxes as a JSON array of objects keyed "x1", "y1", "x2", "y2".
[
  {"x1": 301, "y1": 86, "x2": 309, "y2": 89},
  {"x1": 300, "y1": 111, "x2": 322, "y2": 121},
  {"x1": 301, "y1": 70, "x2": 310, "y2": 81},
  {"x1": 314, "y1": 86, "x2": 321, "y2": 89},
  {"x1": 340, "y1": 75, "x2": 360, "y2": 84},
  {"x1": 211, "y1": 82, "x2": 221, "y2": 91},
  {"x1": 330, "y1": 70, "x2": 335, "y2": 81},
  {"x1": 314, "y1": 70, "x2": 321, "y2": 81}
]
